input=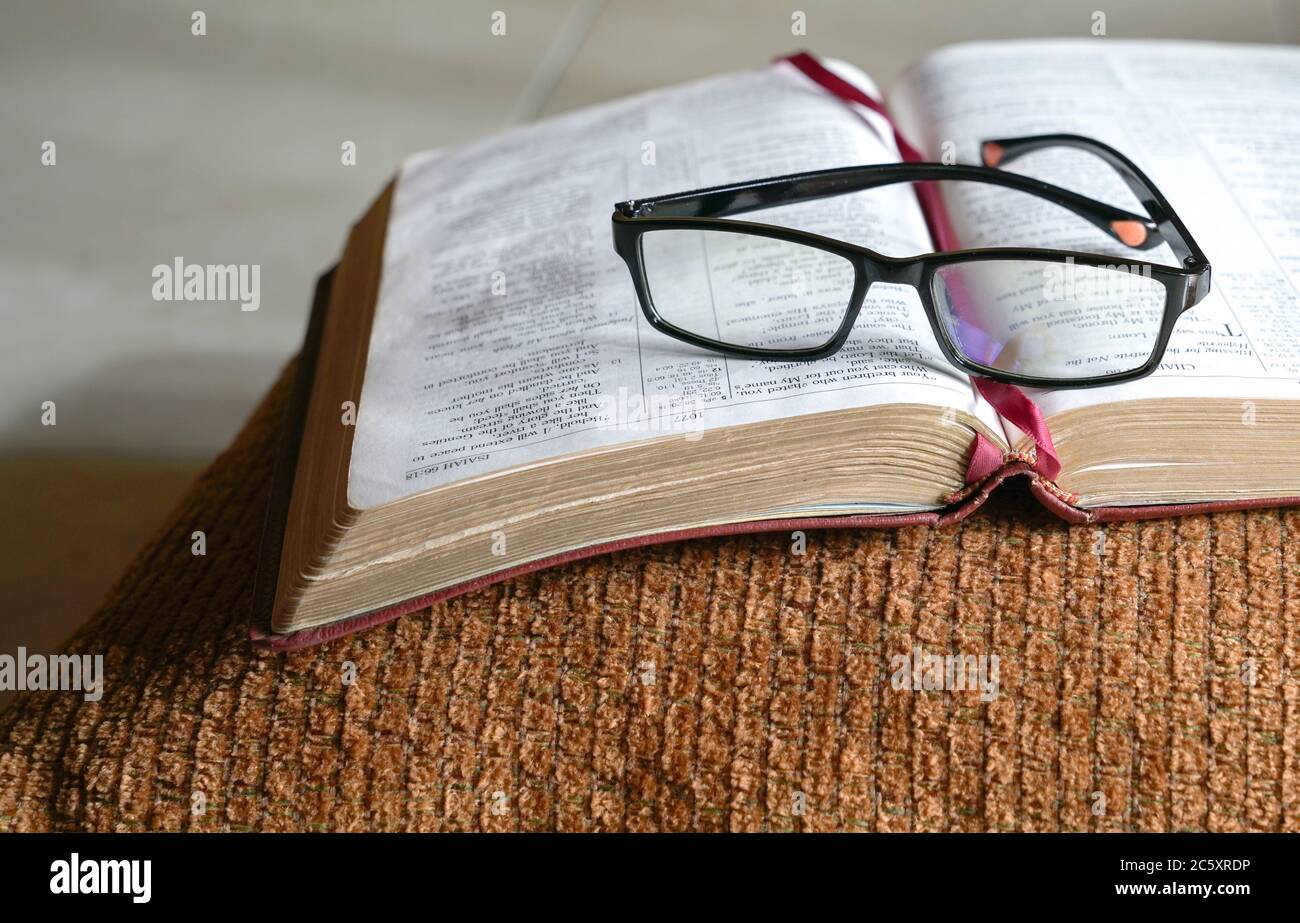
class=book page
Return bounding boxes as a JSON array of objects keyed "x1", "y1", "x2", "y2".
[
  {"x1": 349, "y1": 61, "x2": 1004, "y2": 509},
  {"x1": 890, "y1": 40, "x2": 1300, "y2": 421}
]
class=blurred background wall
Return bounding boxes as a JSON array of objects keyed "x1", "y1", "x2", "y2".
[{"x1": 2, "y1": 0, "x2": 1297, "y2": 679}]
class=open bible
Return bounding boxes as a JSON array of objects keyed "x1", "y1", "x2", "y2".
[{"x1": 253, "y1": 39, "x2": 1300, "y2": 648}]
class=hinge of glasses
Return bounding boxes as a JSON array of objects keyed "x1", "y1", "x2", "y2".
[
  {"x1": 618, "y1": 200, "x2": 656, "y2": 218},
  {"x1": 1185, "y1": 265, "x2": 1211, "y2": 309}
]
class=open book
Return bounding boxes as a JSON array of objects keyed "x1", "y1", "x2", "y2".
[{"x1": 253, "y1": 39, "x2": 1300, "y2": 648}]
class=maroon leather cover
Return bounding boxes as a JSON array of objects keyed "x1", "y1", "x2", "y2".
[{"x1": 250, "y1": 271, "x2": 1300, "y2": 651}]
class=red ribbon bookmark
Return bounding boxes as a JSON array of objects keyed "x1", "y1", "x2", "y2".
[
  {"x1": 971, "y1": 379, "x2": 1062, "y2": 481},
  {"x1": 779, "y1": 50, "x2": 1063, "y2": 485},
  {"x1": 783, "y1": 51, "x2": 925, "y2": 161}
]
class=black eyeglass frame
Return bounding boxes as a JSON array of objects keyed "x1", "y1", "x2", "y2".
[{"x1": 611, "y1": 134, "x2": 1211, "y2": 389}]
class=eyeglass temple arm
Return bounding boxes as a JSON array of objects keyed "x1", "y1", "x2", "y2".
[
  {"x1": 983, "y1": 134, "x2": 1208, "y2": 271},
  {"x1": 622, "y1": 161, "x2": 1164, "y2": 251}
]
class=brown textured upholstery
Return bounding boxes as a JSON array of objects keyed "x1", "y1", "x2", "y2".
[{"x1": 2, "y1": 360, "x2": 1297, "y2": 832}]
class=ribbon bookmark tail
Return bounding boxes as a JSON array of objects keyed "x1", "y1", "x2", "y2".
[{"x1": 972, "y1": 378, "x2": 1062, "y2": 481}]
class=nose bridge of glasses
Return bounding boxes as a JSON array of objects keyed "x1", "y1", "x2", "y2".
[{"x1": 862, "y1": 254, "x2": 927, "y2": 289}]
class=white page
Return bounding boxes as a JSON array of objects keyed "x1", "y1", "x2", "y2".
[
  {"x1": 349, "y1": 61, "x2": 1003, "y2": 509},
  {"x1": 890, "y1": 40, "x2": 1300, "y2": 422}
]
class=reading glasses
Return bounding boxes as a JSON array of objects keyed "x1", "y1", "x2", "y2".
[{"x1": 611, "y1": 134, "x2": 1211, "y2": 388}]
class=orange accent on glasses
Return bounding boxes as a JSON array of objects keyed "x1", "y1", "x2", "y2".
[
  {"x1": 981, "y1": 142, "x2": 1004, "y2": 168},
  {"x1": 1110, "y1": 220, "x2": 1149, "y2": 247}
]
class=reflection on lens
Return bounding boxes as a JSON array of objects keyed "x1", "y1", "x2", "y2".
[
  {"x1": 931, "y1": 258, "x2": 1166, "y2": 380},
  {"x1": 640, "y1": 229, "x2": 856, "y2": 352}
]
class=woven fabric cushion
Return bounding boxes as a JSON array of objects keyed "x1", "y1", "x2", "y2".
[{"x1": 2, "y1": 361, "x2": 1297, "y2": 832}]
